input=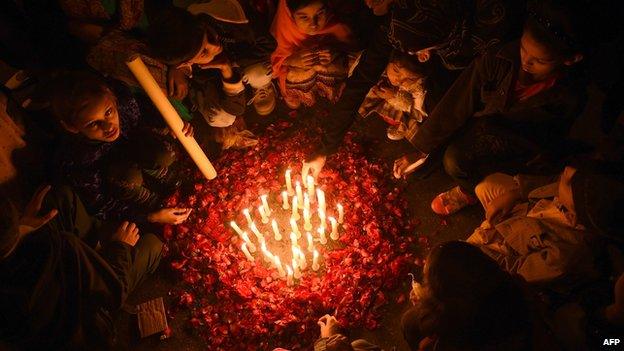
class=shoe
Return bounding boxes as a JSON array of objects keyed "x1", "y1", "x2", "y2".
[
  {"x1": 387, "y1": 122, "x2": 407, "y2": 140},
  {"x1": 250, "y1": 82, "x2": 276, "y2": 115},
  {"x1": 431, "y1": 186, "x2": 477, "y2": 215}
]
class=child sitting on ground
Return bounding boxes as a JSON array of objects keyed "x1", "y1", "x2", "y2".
[
  {"x1": 51, "y1": 72, "x2": 192, "y2": 227},
  {"x1": 358, "y1": 51, "x2": 430, "y2": 141}
]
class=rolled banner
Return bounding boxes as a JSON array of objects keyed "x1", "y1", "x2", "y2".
[{"x1": 126, "y1": 56, "x2": 217, "y2": 180}]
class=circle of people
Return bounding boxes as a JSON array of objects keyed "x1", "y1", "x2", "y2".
[{"x1": 1, "y1": 0, "x2": 623, "y2": 350}]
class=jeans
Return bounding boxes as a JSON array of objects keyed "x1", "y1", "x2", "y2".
[{"x1": 442, "y1": 118, "x2": 536, "y2": 194}]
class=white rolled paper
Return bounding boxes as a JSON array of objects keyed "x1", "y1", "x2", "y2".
[{"x1": 126, "y1": 56, "x2": 217, "y2": 180}]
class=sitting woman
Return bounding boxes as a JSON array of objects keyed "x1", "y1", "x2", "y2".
[
  {"x1": 271, "y1": 0, "x2": 358, "y2": 109},
  {"x1": 51, "y1": 71, "x2": 192, "y2": 227}
]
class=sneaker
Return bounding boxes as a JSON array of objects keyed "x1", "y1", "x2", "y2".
[
  {"x1": 387, "y1": 122, "x2": 407, "y2": 140},
  {"x1": 250, "y1": 82, "x2": 276, "y2": 116},
  {"x1": 430, "y1": 186, "x2": 477, "y2": 215}
]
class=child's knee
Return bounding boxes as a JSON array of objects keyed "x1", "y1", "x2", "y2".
[
  {"x1": 243, "y1": 62, "x2": 272, "y2": 89},
  {"x1": 475, "y1": 173, "x2": 517, "y2": 205}
]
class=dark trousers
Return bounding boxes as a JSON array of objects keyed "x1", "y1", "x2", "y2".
[
  {"x1": 106, "y1": 133, "x2": 177, "y2": 212},
  {"x1": 442, "y1": 118, "x2": 537, "y2": 194},
  {"x1": 44, "y1": 185, "x2": 163, "y2": 293}
]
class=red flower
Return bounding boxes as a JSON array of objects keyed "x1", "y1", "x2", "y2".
[{"x1": 163, "y1": 126, "x2": 422, "y2": 350}]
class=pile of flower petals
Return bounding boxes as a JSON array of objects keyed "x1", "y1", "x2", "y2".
[{"x1": 163, "y1": 122, "x2": 421, "y2": 350}]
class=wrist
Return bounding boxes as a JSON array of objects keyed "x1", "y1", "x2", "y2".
[{"x1": 221, "y1": 65, "x2": 233, "y2": 79}]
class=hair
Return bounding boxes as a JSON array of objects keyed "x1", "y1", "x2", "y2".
[
  {"x1": 286, "y1": 0, "x2": 328, "y2": 12},
  {"x1": 50, "y1": 71, "x2": 115, "y2": 127},
  {"x1": 402, "y1": 241, "x2": 531, "y2": 349},
  {"x1": 524, "y1": 0, "x2": 587, "y2": 58},
  {"x1": 0, "y1": 195, "x2": 20, "y2": 259},
  {"x1": 389, "y1": 51, "x2": 430, "y2": 77},
  {"x1": 148, "y1": 7, "x2": 219, "y2": 66}
]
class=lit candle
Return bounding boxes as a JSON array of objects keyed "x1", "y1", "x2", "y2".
[
  {"x1": 230, "y1": 221, "x2": 244, "y2": 236},
  {"x1": 243, "y1": 208, "x2": 253, "y2": 226},
  {"x1": 303, "y1": 207, "x2": 313, "y2": 231},
  {"x1": 306, "y1": 232, "x2": 314, "y2": 252},
  {"x1": 337, "y1": 203, "x2": 344, "y2": 223},
  {"x1": 274, "y1": 256, "x2": 286, "y2": 277},
  {"x1": 304, "y1": 193, "x2": 310, "y2": 213},
  {"x1": 291, "y1": 196, "x2": 300, "y2": 221},
  {"x1": 285, "y1": 169, "x2": 294, "y2": 196},
  {"x1": 312, "y1": 249, "x2": 320, "y2": 271},
  {"x1": 250, "y1": 222, "x2": 264, "y2": 242},
  {"x1": 316, "y1": 188, "x2": 326, "y2": 215},
  {"x1": 261, "y1": 194, "x2": 271, "y2": 216},
  {"x1": 329, "y1": 216, "x2": 339, "y2": 240},
  {"x1": 286, "y1": 265, "x2": 294, "y2": 286},
  {"x1": 318, "y1": 209, "x2": 326, "y2": 227},
  {"x1": 292, "y1": 258, "x2": 302, "y2": 279},
  {"x1": 258, "y1": 205, "x2": 269, "y2": 224},
  {"x1": 306, "y1": 175, "x2": 315, "y2": 203},
  {"x1": 290, "y1": 218, "x2": 301, "y2": 238},
  {"x1": 282, "y1": 191, "x2": 290, "y2": 210},
  {"x1": 298, "y1": 248, "x2": 307, "y2": 270},
  {"x1": 241, "y1": 243, "x2": 254, "y2": 262},
  {"x1": 271, "y1": 219, "x2": 282, "y2": 241},
  {"x1": 318, "y1": 226, "x2": 327, "y2": 245},
  {"x1": 241, "y1": 231, "x2": 256, "y2": 252},
  {"x1": 290, "y1": 231, "x2": 299, "y2": 248},
  {"x1": 261, "y1": 240, "x2": 272, "y2": 263},
  {"x1": 295, "y1": 181, "x2": 303, "y2": 208}
]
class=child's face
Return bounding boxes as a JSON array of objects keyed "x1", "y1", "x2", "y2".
[
  {"x1": 292, "y1": 1, "x2": 328, "y2": 35},
  {"x1": 186, "y1": 33, "x2": 223, "y2": 66},
  {"x1": 558, "y1": 166, "x2": 577, "y2": 226},
  {"x1": 519, "y1": 30, "x2": 563, "y2": 82},
  {"x1": 64, "y1": 93, "x2": 120, "y2": 143},
  {"x1": 386, "y1": 62, "x2": 417, "y2": 86},
  {"x1": 365, "y1": 0, "x2": 393, "y2": 16}
]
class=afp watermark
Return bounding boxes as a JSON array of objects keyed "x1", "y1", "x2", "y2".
[{"x1": 603, "y1": 338, "x2": 620, "y2": 346}]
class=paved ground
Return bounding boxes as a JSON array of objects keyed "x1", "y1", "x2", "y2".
[
  {"x1": 117, "y1": 82, "x2": 607, "y2": 350},
  {"x1": 115, "y1": 99, "x2": 486, "y2": 351}
]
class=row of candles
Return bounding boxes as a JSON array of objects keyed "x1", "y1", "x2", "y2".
[{"x1": 229, "y1": 170, "x2": 345, "y2": 286}]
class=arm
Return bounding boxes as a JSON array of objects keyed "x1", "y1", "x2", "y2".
[
  {"x1": 315, "y1": 23, "x2": 393, "y2": 156},
  {"x1": 407, "y1": 55, "x2": 489, "y2": 153}
]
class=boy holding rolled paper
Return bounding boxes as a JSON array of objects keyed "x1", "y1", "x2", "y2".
[{"x1": 51, "y1": 71, "x2": 192, "y2": 228}]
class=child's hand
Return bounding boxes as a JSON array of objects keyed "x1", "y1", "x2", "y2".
[
  {"x1": 167, "y1": 66, "x2": 190, "y2": 100},
  {"x1": 393, "y1": 151, "x2": 427, "y2": 179},
  {"x1": 182, "y1": 121, "x2": 194, "y2": 138},
  {"x1": 317, "y1": 314, "x2": 340, "y2": 338},
  {"x1": 376, "y1": 85, "x2": 397, "y2": 100},
  {"x1": 302, "y1": 155, "x2": 326, "y2": 180},
  {"x1": 148, "y1": 208, "x2": 192, "y2": 225},
  {"x1": 484, "y1": 189, "x2": 522, "y2": 225},
  {"x1": 18, "y1": 185, "x2": 58, "y2": 236},
  {"x1": 285, "y1": 49, "x2": 318, "y2": 69},
  {"x1": 112, "y1": 221, "x2": 140, "y2": 246},
  {"x1": 198, "y1": 54, "x2": 234, "y2": 79},
  {"x1": 317, "y1": 48, "x2": 338, "y2": 65}
]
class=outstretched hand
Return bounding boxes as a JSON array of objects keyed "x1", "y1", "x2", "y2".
[
  {"x1": 317, "y1": 314, "x2": 340, "y2": 338},
  {"x1": 148, "y1": 207, "x2": 192, "y2": 225},
  {"x1": 302, "y1": 155, "x2": 326, "y2": 181},
  {"x1": 19, "y1": 185, "x2": 58, "y2": 236}
]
